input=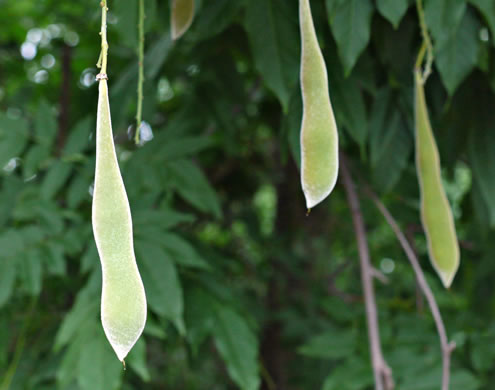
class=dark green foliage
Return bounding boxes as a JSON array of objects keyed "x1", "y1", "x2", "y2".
[{"x1": 0, "y1": 0, "x2": 495, "y2": 389}]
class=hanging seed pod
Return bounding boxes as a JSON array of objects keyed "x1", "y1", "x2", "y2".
[
  {"x1": 299, "y1": 0, "x2": 339, "y2": 210},
  {"x1": 171, "y1": 0, "x2": 195, "y2": 40},
  {"x1": 92, "y1": 78, "x2": 147, "y2": 361},
  {"x1": 415, "y1": 70, "x2": 459, "y2": 288}
]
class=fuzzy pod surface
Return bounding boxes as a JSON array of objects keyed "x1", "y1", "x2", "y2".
[
  {"x1": 415, "y1": 71, "x2": 459, "y2": 288},
  {"x1": 92, "y1": 78, "x2": 147, "y2": 361},
  {"x1": 299, "y1": 0, "x2": 339, "y2": 210}
]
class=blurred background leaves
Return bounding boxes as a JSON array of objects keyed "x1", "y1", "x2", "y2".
[{"x1": 0, "y1": 0, "x2": 495, "y2": 389}]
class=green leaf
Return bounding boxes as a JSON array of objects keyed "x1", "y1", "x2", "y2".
[
  {"x1": 327, "y1": 66, "x2": 368, "y2": 148},
  {"x1": 136, "y1": 241, "x2": 185, "y2": 334},
  {"x1": 23, "y1": 145, "x2": 50, "y2": 179},
  {"x1": 160, "y1": 233, "x2": 210, "y2": 269},
  {"x1": 326, "y1": 0, "x2": 373, "y2": 74},
  {"x1": 0, "y1": 229, "x2": 24, "y2": 257},
  {"x1": 40, "y1": 160, "x2": 73, "y2": 199},
  {"x1": 136, "y1": 229, "x2": 209, "y2": 269},
  {"x1": 184, "y1": 287, "x2": 216, "y2": 356},
  {"x1": 36, "y1": 201, "x2": 65, "y2": 234},
  {"x1": 54, "y1": 284, "x2": 99, "y2": 351},
  {"x1": 0, "y1": 258, "x2": 16, "y2": 307},
  {"x1": 369, "y1": 89, "x2": 413, "y2": 192},
  {"x1": 469, "y1": 125, "x2": 495, "y2": 227},
  {"x1": 0, "y1": 113, "x2": 28, "y2": 168},
  {"x1": 322, "y1": 360, "x2": 373, "y2": 390},
  {"x1": 143, "y1": 33, "x2": 173, "y2": 80},
  {"x1": 81, "y1": 241, "x2": 99, "y2": 273},
  {"x1": 0, "y1": 230, "x2": 24, "y2": 304},
  {"x1": 126, "y1": 338, "x2": 151, "y2": 382},
  {"x1": 20, "y1": 248, "x2": 43, "y2": 296},
  {"x1": 451, "y1": 370, "x2": 481, "y2": 389},
  {"x1": 283, "y1": 88, "x2": 303, "y2": 168},
  {"x1": 57, "y1": 330, "x2": 86, "y2": 387},
  {"x1": 144, "y1": 0, "x2": 157, "y2": 33},
  {"x1": 77, "y1": 324, "x2": 123, "y2": 390},
  {"x1": 298, "y1": 329, "x2": 356, "y2": 359},
  {"x1": 34, "y1": 100, "x2": 57, "y2": 148},
  {"x1": 424, "y1": 0, "x2": 466, "y2": 48},
  {"x1": 469, "y1": 0, "x2": 495, "y2": 47},
  {"x1": 0, "y1": 176, "x2": 22, "y2": 225},
  {"x1": 67, "y1": 172, "x2": 92, "y2": 209},
  {"x1": 111, "y1": 33, "x2": 172, "y2": 120},
  {"x1": 244, "y1": 0, "x2": 299, "y2": 112},
  {"x1": 213, "y1": 306, "x2": 260, "y2": 390},
  {"x1": 133, "y1": 208, "x2": 195, "y2": 231},
  {"x1": 435, "y1": 11, "x2": 480, "y2": 95},
  {"x1": 401, "y1": 366, "x2": 480, "y2": 390},
  {"x1": 376, "y1": 0, "x2": 410, "y2": 29},
  {"x1": 192, "y1": 0, "x2": 247, "y2": 40},
  {"x1": 63, "y1": 117, "x2": 92, "y2": 157},
  {"x1": 471, "y1": 177, "x2": 492, "y2": 231},
  {"x1": 43, "y1": 242, "x2": 66, "y2": 276},
  {"x1": 168, "y1": 159, "x2": 222, "y2": 218},
  {"x1": 114, "y1": 0, "x2": 138, "y2": 48},
  {"x1": 151, "y1": 135, "x2": 214, "y2": 162}
]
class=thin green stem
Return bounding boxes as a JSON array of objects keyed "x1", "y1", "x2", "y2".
[
  {"x1": 414, "y1": 41, "x2": 426, "y2": 77},
  {"x1": 415, "y1": 0, "x2": 433, "y2": 83},
  {"x1": 135, "y1": 0, "x2": 145, "y2": 145},
  {"x1": 97, "y1": 0, "x2": 109, "y2": 78}
]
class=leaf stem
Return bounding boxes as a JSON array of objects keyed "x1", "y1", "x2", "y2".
[
  {"x1": 135, "y1": 0, "x2": 145, "y2": 145},
  {"x1": 97, "y1": 0, "x2": 109, "y2": 78}
]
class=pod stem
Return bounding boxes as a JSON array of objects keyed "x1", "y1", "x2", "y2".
[
  {"x1": 415, "y1": 0, "x2": 434, "y2": 83},
  {"x1": 97, "y1": 0, "x2": 109, "y2": 78},
  {"x1": 340, "y1": 154, "x2": 394, "y2": 390},
  {"x1": 135, "y1": 0, "x2": 145, "y2": 145},
  {"x1": 364, "y1": 186, "x2": 455, "y2": 390}
]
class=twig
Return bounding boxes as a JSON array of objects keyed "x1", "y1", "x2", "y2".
[
  {"x1": 365, "y1": 187, "x2": 455, "y2": 390},
  {"x1": 371, "y1": 267, "x2": 389, "y2": 285},
  {"x1": 340, "y1": 154, "x2": 394, "y2": 390},
  {"x1": 415, "y1": 0, "x2": 434, "y2": 83},
  {"x1": 135, "y1": 0, "x2": 145, "y2": 145},
  {"x1": 96, "y1": 0, "x2": 109, "y2": 77},
  {"x1": 406, "y1": 225, "x2": 425, "y2": 314}
]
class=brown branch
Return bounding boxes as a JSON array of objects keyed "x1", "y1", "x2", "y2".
[
  {"x1": 340, "y1": 154, "x2": 394, "y2": 390},
  {"x1": 365, "y1": 187, "x2": 455, "y2": 390},
  {"x1": 406, "y1": 225, "x2": 425, "y2": 315}
]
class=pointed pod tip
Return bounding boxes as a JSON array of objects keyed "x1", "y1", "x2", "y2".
[
  {"x1": 116, "y1": 350, "x2": 128, "y2": 362},
  {"x1": 303, "y1": 191, "x2": 329, "y2": 211},
  {"x1": 438, "y1": 269, "x2": 457, "y2": 289}
]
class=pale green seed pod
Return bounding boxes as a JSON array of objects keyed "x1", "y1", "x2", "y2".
[
  {"x1": 415, "y1": 71, "x2": 459, "y2": 288},
  {"x1": 299, "y1": 0, "x2": 339, "y2": 210},
  {"x1": 92, "y1": 79, "x2": 147, "y2": 361},
  {"x1": 171, "y1": 0, "x2": 195, "y2": 40}
]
